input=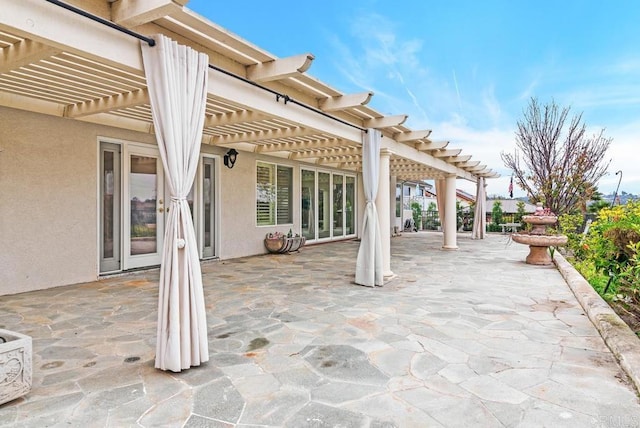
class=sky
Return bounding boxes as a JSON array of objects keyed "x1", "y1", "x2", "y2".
[{"x1": 187, "y1": 0, "x2": 640, "y2": 198}]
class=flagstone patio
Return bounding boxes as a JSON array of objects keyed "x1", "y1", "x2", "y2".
[{"x1": 1, "y1": 232, "x2": 639, "y2": 427}]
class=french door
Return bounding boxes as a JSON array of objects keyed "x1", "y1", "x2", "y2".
[
  {"x1": 301, "y1": 169, "x2": 356, "y2": 242},
  {"x1": 123, "y1": 145, "x2": 165, "y2": 269},
  {"x1": 200, "y1": 156, "x2": 217, "y2": 259},
  {"x1": 99, "y1": 142, "x2": 218, "y2": 273}
]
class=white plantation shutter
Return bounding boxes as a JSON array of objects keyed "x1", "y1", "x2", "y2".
[
  {"x1": 256, "y1": 162, "x2": 275, "y2": 225},
  {"x1": 276, "y1": 166, "x2": 293, "y2": 224},
  {"x1": 256, "y1": 162, "x2": 293, "y2": 226}
]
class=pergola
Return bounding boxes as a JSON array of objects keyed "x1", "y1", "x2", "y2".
[
  {"x1": 0, "y1": 0, "x2": 497, "y2": 184},
  {"x1": 1, "y1": 0, "x2": 499, "y2": 370}
]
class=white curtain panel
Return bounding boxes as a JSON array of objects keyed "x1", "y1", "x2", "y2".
[
  {"x1": 141, "y1": 35, "x2": 209, "y2": 372},
  {"x1": 472, "y1": 177, "x2": 486, "y2": 239},
  {"x1": 435, "y1": 178, "x2": 446, "y2": 231},
  {"x1": 355, "y1": 129, "x2": 383, "y2": 287}
]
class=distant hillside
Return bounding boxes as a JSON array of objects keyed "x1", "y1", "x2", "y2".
[{"x1": 602, "y1": 191, "x2": 638, "y2": 205}]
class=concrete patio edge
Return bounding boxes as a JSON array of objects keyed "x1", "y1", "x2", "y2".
[{"x1": 555, "y1": 252, "x2": 640, "y2": 394}]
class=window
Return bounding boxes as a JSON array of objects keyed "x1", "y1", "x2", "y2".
[{"x1": 256, "y1": 162, "x2": 293, "y2": 226}]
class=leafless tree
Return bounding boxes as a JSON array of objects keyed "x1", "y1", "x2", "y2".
[{"x1": 501, "y1": 98, "x2": 611, "y2": 215}]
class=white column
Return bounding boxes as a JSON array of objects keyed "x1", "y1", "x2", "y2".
[
  {"x1": 376, "y1": 149, "x2": 393, "y2": 276},
  {"x1": 389, "y1": 175, "x2": 397, "y2": 235},
  {"x1": 443, "y1": 174, "x2": 458, "y2": 250}
]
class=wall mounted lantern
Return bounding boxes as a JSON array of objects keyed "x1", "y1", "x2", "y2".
[{"x1": 224, "y1": 148, "x2": 238, "y2": 169}]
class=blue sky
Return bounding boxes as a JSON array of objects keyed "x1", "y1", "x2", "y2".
[{"x1": 187, "y1": 0, "x2": 640, "y2": 198}]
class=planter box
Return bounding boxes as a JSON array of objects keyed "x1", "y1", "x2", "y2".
[
  {"x1": 264, "y1": 235, "x2": 306, "y2": 254},
  {"x1": 0, "y1": 329, "x2": 32, "y2": 405}
]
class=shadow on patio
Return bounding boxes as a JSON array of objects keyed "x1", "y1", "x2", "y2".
[{"x1": 1, "y1": 233, "x2": 639, "y2": 427}]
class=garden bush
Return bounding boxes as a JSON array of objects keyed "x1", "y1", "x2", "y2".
[{"x1": 564, "y1": 201, "x2": 640, "y2": 300}]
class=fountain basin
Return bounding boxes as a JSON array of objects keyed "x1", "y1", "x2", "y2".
[
  {"x1": 512, "y1": 233, "x2": 568, "y2": 265},
  {"x1": 521, "y1": 215, "x2": 559, "y2": 235}
]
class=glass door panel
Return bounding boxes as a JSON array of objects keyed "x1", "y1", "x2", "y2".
[
  {"x1": 301, "y1": 169, "x2": 316, "y2": 240},
  {"x1": 125, "y1": 146, "x2": 164, "y2": 269},
  {"x1": 99, "y1": 143, "x2": 121, "y2": 273},
  {"x1": 318, "y1": 172, "x2": 331, "y2": 239},
  {"x1": 332, "y1": 175, "x2": 343, "y2": 237},
  {"x1": 202, "y1": 157, "x2": 216, "y2": 258},
  {"x1": 345, "y1": 176, "x2": 355, "y2": 235}
]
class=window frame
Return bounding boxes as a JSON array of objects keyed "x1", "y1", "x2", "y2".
[{"x1": 256, "y1": 160, "x2": 294, "y2": 227}]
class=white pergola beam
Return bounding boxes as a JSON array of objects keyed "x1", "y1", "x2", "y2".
[
  {"x1": 319, "y1": 92, "x2": 373, "y2": 112},
  {"x1": 316, "y1": 155, "x2": 361, "y2": 163},
  {"x1": 112, "y1": 0, "x2": 186, "y2": 28},
  {"x1": 256, "y1": 139, "x2": 346, "y2": 153},
  {"x1": 0, "y1": 0, "x2": 144, "y2": 74},
  {"x1": 467, "y1": 164, "x2": 487, "y2": 172},
  {"x1": 0, "y1": 39, "x2": 60, "y2": 73},
  {"x1": 212, "y1": 126, "x2": 318, "y2": 145},
  {"x1": 64, "y1": 88, "x2": 149, "y2": 118},
  {"x1": 0, "y1": 91, "x2": 66, "y2": 116},
  {"x1": 1, "y1": 1, "x2": 363, "y2": 144},
  {"x1": 447, "y1": 155, "x2": 472, "y2": 163},
  {"x1": 380, "y1": 139, "x2": 475, "y2": 181},
  {"x1": 414, "y1": 141, "x2": 449, "y2": 151},
  {"x1": 290, "y1": 147, "x2": 361, "y2": 159},
  {"x1": 340, "y1": 161, "x2": 362, "y2": 167},
  {"x1": 433, "y1": 149, "x2": 462, "y2": 158},
  {"x1": 459, "y1": 160, "x2": 481, "y2": 168},
  {"x1": 211, "y1": 69, "x2": 362, "y2": 143},
  {"x1": 364, "y1": 114, "x2": 407, "y2": 129},
  {"x1": 394, "y1": 130, "x2": 432, "y2": 142},
  {"x1": 204, "y1": 110, "x2": 268, "y2": 127},
  {"x1": 247, "y1": 54, "x2": 315, "y2": 82}
]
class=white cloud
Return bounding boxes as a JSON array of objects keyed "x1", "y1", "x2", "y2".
[{"x1": 326, "y1": 11, "x2": 640, "y2": 198}]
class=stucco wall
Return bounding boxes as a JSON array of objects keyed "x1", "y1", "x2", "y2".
[
  {"x1": 0, "y1": 107, "x2": 155, "y2": 295},
  {"x1": 0, "y1": 106, "x2": 359, "y2": 295},
  {"x1": 215, "y1": 150, "x2": 302, "y2": 259}
]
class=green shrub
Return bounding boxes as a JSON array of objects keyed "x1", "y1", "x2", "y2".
[{"x1": 574, "y1": 201, "x2": 640, "y2": 300}]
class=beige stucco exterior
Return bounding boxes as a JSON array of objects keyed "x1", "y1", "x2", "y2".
[
  {"x1": 0, "y1": 106, "x2": 157, "y2": 294},
  {"x1": 0, "y1": 106, "x2": 363, "y2": 295},
  {"x1": 0, "y1": 1, "x2": 498, "y2": 296}
]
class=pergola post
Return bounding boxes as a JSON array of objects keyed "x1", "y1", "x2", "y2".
[
  {"x1": 389, "y1": 175, "x2": 398, "y2": 234},
  {"x1": 443, "y1": 174, "x2": 458, "y2": 250},
  {"x1": 377, "y1": 149, "x2": 394, "y2": 277}
]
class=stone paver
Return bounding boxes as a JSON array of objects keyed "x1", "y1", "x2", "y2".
[{"x1": 1, "y1": 232, "x2": 639, "y2": 427}]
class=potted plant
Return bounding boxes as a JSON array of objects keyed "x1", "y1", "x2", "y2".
[
  {"x1": 0, "y1": 329, "x2": 32, "y2": 405},
  {"x1": 264, "y1": 229, "x2": 306, "y2": 254}
]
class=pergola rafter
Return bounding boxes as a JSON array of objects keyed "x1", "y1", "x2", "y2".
[{"x1": 0, "y1": 0, "x2": 497, "y2": 186}]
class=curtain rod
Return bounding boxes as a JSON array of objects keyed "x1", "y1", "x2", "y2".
[
  {"x1": 45, "y1": 0, "x2": 367, "y2": 133},
  {"x1": 208, "y1": 65, "x2": 366, "y2": 132},
  {"x1": 44, "y1": 0, "x2": 156, "y2": 46}
]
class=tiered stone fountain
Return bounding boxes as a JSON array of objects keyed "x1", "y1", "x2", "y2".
[{"x1": 511, "y1": 204, "x2": 568, "y2": 265}]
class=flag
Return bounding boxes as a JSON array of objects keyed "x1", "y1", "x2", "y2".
[{"x1": 508, "y1": 176, "x2": 514, "y2": 198}]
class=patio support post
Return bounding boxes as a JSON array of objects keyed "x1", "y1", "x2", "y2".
[
  {"x1": 141, "y1": 35, "x2": 209, "y2": 372},
  {"x1": 376, "y1": 149, "x2": 393, "y2": 277},
  {"x1": 389, "y1": 175, "x2": 397, "y2": 234},
  {"x1": 472, "y1": 177, "x2": 487, "y2": 239},
  {"x1": 443, "y1": 174, "x2": 458, "y2": 250},
  {"x1": 355, "y1": 129, "x2": 383, "y2": 287}
]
